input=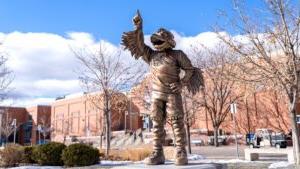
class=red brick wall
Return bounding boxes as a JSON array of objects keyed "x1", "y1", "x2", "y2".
[{"x1": 51, "y1": 92, "x2": 143, "y2": 143}]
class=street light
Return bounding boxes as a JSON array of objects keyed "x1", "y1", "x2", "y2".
[
  {"x1": 124, "y1": 111, "x2": 128, "y2": 133},
  {"x1": 37, "y1": 124, "x2": 42, "y2": 144},
  {"x1": 230, "y1": 103, "x2": 239, "y2": 159},
  {"x1": 11, "y1": 119, "x2": 17, "y2": 144}
]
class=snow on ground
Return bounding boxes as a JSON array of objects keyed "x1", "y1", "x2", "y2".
[
  {"x1": 10, "y1": 166, "x2": 62, "y2": 169},
  {"x1": 8, "y1": 155, "x2": 293, "y2": 169},
  {"x1": 210, "y1": 159, "x2": 250, "y2": 163},
  {"x1": 187, "y1": 154, "x2": 206, "y2": 160},
  {"x1": 268, "y1": 161, "x2": 294, "y2": 169},
  {"x1": 100, "y1": 160, "x2": 133, "y2": 166}
]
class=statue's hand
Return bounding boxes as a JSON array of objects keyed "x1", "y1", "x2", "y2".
[
  {"x1": 133, "y1": 10, "x2": 143, "y2": 30},
  {"x1": 170, "y1": 82, "x2": 182, "y2": 93}
]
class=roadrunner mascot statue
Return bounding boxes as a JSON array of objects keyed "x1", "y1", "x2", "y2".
[{"x1": 122, "y1": 10, "x2": 204, "y2": 165}]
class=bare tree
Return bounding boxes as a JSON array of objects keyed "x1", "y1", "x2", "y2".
[
  {"x1": 257, "y1": 90, "x2": 290, "y2": 133},
  {"x1": 194, "y1": 45, "x2": 242, "y2": 147},
  {"x1": 217, "y1": 0, "x2": 300, "y2": 164},
  {"x1": 74, "y1": 43, "x2": 145, "y2": 157},
  {"x1": 235, "y1": 88, "x2": 290, "y2": 134},
  {"x1": 1, "y1": 109, "x2": 16, "y2": 144},
  {"x1": 182, "y1": 89, "x2": 201, "y2": 153},
  {"x1": 39, "y1": 113, "x2": 52, "y2": 144},
  {"x1": 0, "y1": 54, "x2": 13, "y2": 100}
]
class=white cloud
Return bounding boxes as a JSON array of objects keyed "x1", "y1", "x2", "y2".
[{"x1": 0, "y1": 31, "x2": 221, "y2": 107}]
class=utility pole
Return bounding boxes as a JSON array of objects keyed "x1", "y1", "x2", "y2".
[{"x1": 230, "y1": 103, "x2": 239, "y2": 159}]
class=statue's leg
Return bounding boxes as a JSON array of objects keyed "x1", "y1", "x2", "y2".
[
  {"x1": 145, "y1": 98, "x2": 166, "y2": 165},
  {"x1": 167, "y1": 94, "x2": 188, "y2": 165}
]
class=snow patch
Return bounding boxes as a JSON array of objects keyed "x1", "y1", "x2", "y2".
[
  {"x1": 269, "y1": 161, "x2": 294, "y2": 169},
  {"x1": 216, "y1": 159, "x2": 249, "y2": 163},
  {"x1": 100, "y1": 160, "x2": 133, "y2": 166},
  {"x1": 10, "y1": 166, "x2": 62, "y2": 169},
  {"x1": 188, "y1": 154, "x2": 206, "y2": 160}
]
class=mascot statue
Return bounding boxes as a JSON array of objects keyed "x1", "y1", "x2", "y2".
[{"x1": 122, "y1": 10, "x2": 204, "y2": 165}]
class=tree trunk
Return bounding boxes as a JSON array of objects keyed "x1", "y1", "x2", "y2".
[
  {"x1": 289, "y1": 107, "x2": 300, "y2": 165},
  {"x1": 245, "y1": 99, "x2": 251, "y2": 133},
  {"x1": 213, "y1": 127, "x2": 219, "y2": 147},
  {"x1": 186, "y1": 123, "x2": 192, "y2": 154},
  {"x1": 105, "y1": 111, "x2": 110, "y2": 157},
  {"x1": 104, "y1": 93, "x2": 111, "y2": 158},
  {"x1": 183, "y1": 95, "x2": 192, "y2": 154},
  {"x1": 100, "y1": 132, "x2": 103, "y2": 150}
]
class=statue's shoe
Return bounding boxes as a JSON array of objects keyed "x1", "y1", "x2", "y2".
[
  {"x1": 144, "y1": 150, "x2": 165, "y2": 165},
  {"x1": 175, "y1": 149, "x2": 188, "y2": 165}
]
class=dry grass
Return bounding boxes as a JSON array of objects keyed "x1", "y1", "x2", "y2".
[
  {"x1": 100, "y1": 146, "x2": 177, "y2": 161},
  {"x1": 163, "y1": 146, "x2": 175, "y2": 160},
  {"x1": 100, "y1": 147, "x2": 152, "y2": 161}
]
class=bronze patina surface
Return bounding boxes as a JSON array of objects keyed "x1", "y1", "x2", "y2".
[{"x1": 122, "y1": 10, "x2": 204, "y2": 165}]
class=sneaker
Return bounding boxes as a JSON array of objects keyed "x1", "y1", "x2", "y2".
[{"x1": 144, "y1": 150, "x2": 165, "y2": 165}]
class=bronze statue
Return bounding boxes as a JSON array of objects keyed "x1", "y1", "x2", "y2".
[{"x1": 122, "y1": 10, "x2": 204, "y2": 165}]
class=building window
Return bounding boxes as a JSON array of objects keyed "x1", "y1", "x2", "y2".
[
  {"x1": 70, "y1": 111, "x2": 80, "y2": 134},
  {"x1": 55, "y1": 114, "x2": 64, "y2": 134}
]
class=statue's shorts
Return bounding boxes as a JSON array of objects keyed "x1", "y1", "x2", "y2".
[{"x1": 150, "y1": 91, "x2": 187, "y2": 151}]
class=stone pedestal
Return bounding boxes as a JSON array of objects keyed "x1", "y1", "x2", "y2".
[{"x1": 111, "y1": 162, "x2": 226, "y2": 169}]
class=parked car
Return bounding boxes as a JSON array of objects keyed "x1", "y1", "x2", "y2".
[
  {"x1": 208, "y1": 136, "x2": 227, "y2": 145},
  {"x1": 270, "y1": 134, "x2": 287, "y2": 148},
  {"x1": 191, "y1": 139, "x2": 204, "y2": 146},
  {"x1": 247, "y1": 129, "x2": 287, "y2": 149}
]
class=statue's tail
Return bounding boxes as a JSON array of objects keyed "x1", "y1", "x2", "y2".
[{"x1": 186, "y1": 68, "x2": 204, "y2": 95}]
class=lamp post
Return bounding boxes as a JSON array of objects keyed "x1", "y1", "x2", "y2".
[
  {"x1": 37, "y1": 125, "x2": 42, "y2": 144},
  {"x1": 230, "y1": 103, "x2": 239, "y2": 159},
  {"x1": 124, "y1": 111, "x2": 128, "y2": 133},
  {"x1": 0, "y1": 109, "x2": 4, "y2": 146},
  {"x1": 12, "y1": 119, "x2": 17, "y2": 144},
  {"x1": 129, "y1": 97, "x2": 132, "y2": 131}
]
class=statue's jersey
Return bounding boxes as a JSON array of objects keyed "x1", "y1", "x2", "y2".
[
  {"x1": 121, "y1": 27, "x2": 203, "y2": 95},
  {"x1": 142, "y1": 49, "x2": 194, "y2": 94}
]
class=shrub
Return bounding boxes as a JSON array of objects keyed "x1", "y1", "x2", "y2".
[
  {"x1": 33, "y1": 142, "x2": 66, "y2": 166},
  {"x1": 0, "y1": 144, "x2": 23, "y2": 167},
  {"x1": 22, "y1": 146, "x2": 36, "y2": 164},
  {"x1": 62, "y1": 143, "x2": 100, "y2": 167}
]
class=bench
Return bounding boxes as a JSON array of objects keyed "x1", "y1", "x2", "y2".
[{"x1": 245, "y1": 148, "x2": 294, "y2": 163}]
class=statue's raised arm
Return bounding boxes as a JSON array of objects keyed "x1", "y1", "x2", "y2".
[{"x1": 121, "y1": 10, "x2": 153, "y2": 64}]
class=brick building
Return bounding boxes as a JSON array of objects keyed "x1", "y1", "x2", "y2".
[
  {"x1": 129, "y1": 75, "x2": 296, "y2": 136},
  {"x1": 51, "y1": 92, "x2": 143, "y2": 143},
  {"x1": 0, "y1": 105, "x2": 51, "y2": 145}
]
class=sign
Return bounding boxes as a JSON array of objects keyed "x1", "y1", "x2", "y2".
[
  {"x1": 37, "y1": 125, "x2": 42, "y2": 131},
  {"x1": 11, "y1": 119, "x2": 17, "y2": 127},
  {"x1": 297, "y1": 115, "x2": 300, "y2": 124},
  {"x1": 230, "y1": 103, "x2": 237, "y2": 114}
]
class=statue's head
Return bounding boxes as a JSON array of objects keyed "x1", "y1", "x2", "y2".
[{"x1": 151, "y1": 28, "x2": 176, "y2": 51}]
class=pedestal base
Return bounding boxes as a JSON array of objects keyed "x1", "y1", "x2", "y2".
[{"x1": 111, "y1": 162, "x2": 226, "y2": 169}]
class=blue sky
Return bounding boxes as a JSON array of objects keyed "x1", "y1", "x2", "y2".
[
  {"x1": 0, "y1": 0, "x2": 269, "y2": 106},
  {"x1": 0, "y1": 0, "x2": 264, "y2": 44}
]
